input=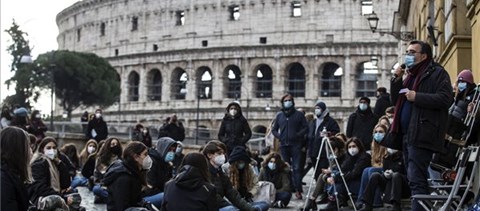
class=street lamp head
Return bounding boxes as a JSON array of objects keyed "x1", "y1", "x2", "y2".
[
  {"x1": 367, "y1": 12, "x2": 379, "y2": 32},
  {"x1": 20, "y1": 55, "x2": 33, "y2": 64},
  {"x1": 370, "y1": 56, "x2": 378, "y2": 67}
]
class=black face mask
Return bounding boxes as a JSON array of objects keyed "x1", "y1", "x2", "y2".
[{"x1": 111, "y1": 145, "x2": 122, "y2": 156}]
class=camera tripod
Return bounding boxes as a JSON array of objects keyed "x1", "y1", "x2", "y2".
[{"x1": 303, "y1": 127, "x2": 357, "y2": 211}]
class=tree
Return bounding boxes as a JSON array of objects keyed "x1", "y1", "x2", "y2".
[
  {"x1": 3, "y1": 20, "x2": 40, "y2": 109},
  {"x1": 34, "y1": 50, "x2": 121, "y2": 117}
]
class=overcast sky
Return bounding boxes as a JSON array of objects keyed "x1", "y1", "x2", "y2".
[{"x1": 1, "y1": 0, "x2": 79, "y2": 112}]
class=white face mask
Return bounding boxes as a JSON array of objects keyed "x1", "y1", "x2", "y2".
[
  {"x1": 348, "y1": 147, "x2": 359, "y2": 156},
  {"x1": 45, "y1": 149, "x2": 57, "y2": 160},
  {"x1": 387, "y1": 148, "x2": 398, "y2": 154},
  {"x1": 213, "y1": 154, "x2": 226, "y2": 167},
  {"x1": 314, "y1": 108, "x2": 322, "y2": 116},
  {"x1": 35, "y1": 114, "x2": 41, "y2": 119},
  {"x1": 229, "y1": 109, "x2": 237, "y2": 116},
  {"x1": 87, "y1": 146, "x2": 96, "y2": 154},
  {"x1": 359, "y1": 103, "x2": 368, "y2": 111},
  {"x1": 95, "y1": 113, "x2": 102, "y2": 118},
  {"x1": 142, "y1": 155, "x2": 153, "y2": 170}
]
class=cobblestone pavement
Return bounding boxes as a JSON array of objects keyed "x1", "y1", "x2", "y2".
[{"x1": 78, "y1": 168, "x2": 411, "y2": 211}]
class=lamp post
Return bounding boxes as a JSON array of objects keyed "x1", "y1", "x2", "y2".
[
  {"x1": 235, "y1": 85, "x2": 249, "y2": 119},
  {"x1": 366, "y1": 12, "x2": 415, "y2": 41}
]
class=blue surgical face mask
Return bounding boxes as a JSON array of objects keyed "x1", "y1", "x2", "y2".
[
  {"x1": 283, "y1": 100, "x2": 293, "y2": 109},
  {"x1": 267, "y1": 162, "x2": 276, "y2": 170},
  {"x1": 237, "y1": 162, "x2": 246, "y2": 170},
  {"x1": 164, "y1": 151, "x2": 175, "y2": 162},
  {"x1": 405, "y1": 55, "x2": 415, "y2": 68},
  {"x1": 458, "y1": 82, "x2": 467, "y2": 92},
  {"x1": 359, "y1": 103, "x2": 368, "y2": 111},
  {"x1": 373, "y1": 132, "x2": 385, "y2": 143}
]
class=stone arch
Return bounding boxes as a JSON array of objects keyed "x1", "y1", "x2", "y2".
[
  {"x1": 147, "y1": 68, "x2": 162, "y2": 101},
  {"x1": 127, "y1": 71, "x2": 140, "y2": 101},
  {"x1": 355, "y1": 61, "x2": 378, "y2": 98},
  {"x1": 224, "y1": 65, "x2": 242, "y2": 99},
  {"x1": 171, "y1": 67, "x2": 188, "y2": 100},
  {"x1": 319, "y1": 62, "x2": 342, "y2": 97},
  {"x1": 252, "y1": 125, "x2": 267, "y2": 134},
  {"x1": 196, "y1": 66, "x2": 213, "y2": 99},
  {"x1": 286, "y1": 62, "x2": 306, "y2": 97},
  {"x1": 253, "y1": 64, "x2": 273, "y2": 98}
]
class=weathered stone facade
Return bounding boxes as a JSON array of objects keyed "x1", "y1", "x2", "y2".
[{"x1": 56, "y1": 0, "x2": 401, "y2": 136}]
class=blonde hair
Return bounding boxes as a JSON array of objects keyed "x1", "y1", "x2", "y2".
[{"x1": 371, "y1": 124, "x2": 388, "y2": 167}]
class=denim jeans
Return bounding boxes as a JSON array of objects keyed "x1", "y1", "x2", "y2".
[
  {"x1": 92, "y1": 184, "x2": 108, "y2": 198},
  {"x1": 280, "y1": 145, "x2": 303, "y2": 192},
  {"x1": 275, "y1": 191, "x2": 292, "y2": 206},
  {"x1": 357, "y1": 167, "x2": 383, "y2": 206},
  {"x1": 219, "y1": 201, "x2": 270, "y2": 211},
  {"x1": 71, "y1": 175, "x2": 89, "y2": 189},
  {"x1": 143, "y1": 192, "x2": 163, "y2": 209}
]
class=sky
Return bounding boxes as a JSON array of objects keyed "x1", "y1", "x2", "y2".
[{"x1": 1, "y1": 0, "x2": 79, "y2": 113}]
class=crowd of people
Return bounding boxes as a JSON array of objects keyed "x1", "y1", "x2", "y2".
[{"x1": 2, "y1": 40, "x2": 480, "y2": 211}]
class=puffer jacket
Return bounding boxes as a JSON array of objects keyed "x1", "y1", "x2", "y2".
[
  {"x1": 147, "y1": 137, "x2": 176, "y2": 193},
  {"x1": 218, "y1": 102, "x2": 252, "y2": 154}
]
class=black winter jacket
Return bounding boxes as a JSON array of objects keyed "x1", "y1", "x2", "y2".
[
  {"x1": 218, "y1": 104, "x2": 252, "y2": 154},
  {"x1": 161, "y1": 165, "x2": 217, "y2": 211},
  {"x1": 391, "y1": 61, "x2": 453, "y2": 153},
  {"x1": 147, "y1": 137, "x2": 176, "y2": 193},
  {"x1": 346, "y1": 108, "x2": 378, "y2": 151},
  {"x1": 335, "y1": 152, "x2": 371, "y2": 182},
  {"x1": 383, "y1": 151, "x2": 405, "y2": 174},
  {"x1": 374, "y1": 93, "x2": 392, "y2": 117},
  {"x1": 307, "y1": 114, "x2": 340, "y2": 158},
  {"x1": 103, "y1": 160, "x2": 145, "y2": 211},
  {"x1": 272, "y1": 108, "x2": 308, "y2": 147},
  {"x1": 1, "y1": 164, "x2": 30, "y2": 211},
  {"x1": 258, "y1": 167, "x2": 291, "y2": 193},
  {"x1": 209, "y1": 164, "x2": 255, "y2": 211},
  {"x1": 86, "y1": 117, "x2": 108, "y2": 142},
  {"x1": 28, "y1": 155, "x2": 71, "y2": 204}
]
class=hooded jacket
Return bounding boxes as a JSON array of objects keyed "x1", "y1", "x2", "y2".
[
  {"x1": 161, "y1": 165, "x2": 217, "y2": 211},
  {"x1": 218, "y1": 102, "x2": 252, "y2": 154},
  {"x1": 346, "y1": 105, "x2": 378, "y2": 151},
  {"x1": 86, "y1": 117, "x2": 108, "y2": 142},
  {"x1": 147, "y1": 137, "x2": 176, "y2": 193},
  {"x1": 103, "y1": 160, "x2": 144, "y2": 211},
  {"x1": 272, "y1": 98, "x2": 308, "y2": 147},
  {"x1": 307, "y1": 103, "x2": 340, "y2": 159}
]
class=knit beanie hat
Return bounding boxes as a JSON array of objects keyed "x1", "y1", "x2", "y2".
[
  {"x1": 228, "y1": 146, "x2": 251, "y2": 163},
  {"x1": 359, "y1": 97, "x2": 371, "y2": 104},
  {"x1": 457, "y1": 69, "x2": 474, "y2": 84},
  {"x1": 315, "y1": 101, "x2": 327, "y2": 111}
]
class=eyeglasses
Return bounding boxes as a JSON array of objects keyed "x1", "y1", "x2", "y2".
[{"x1": 405, "y1": 50, "x2": 422, "y2": 56}]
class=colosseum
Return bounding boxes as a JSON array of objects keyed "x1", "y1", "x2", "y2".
[{"x1": 56, "y1": 0, "x2": 406, "y2": 143}]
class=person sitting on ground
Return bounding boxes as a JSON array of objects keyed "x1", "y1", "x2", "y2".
[
  {"x1": 92, "y1": 137, "x2": 122, "y2": 202},
  {"x1": 259, "y1": 152, "x2": 292, "y2": 208},
  {"x1": 103, "y1": 142, "x2": 158, "y2": 211},
  {"x1": 357, "y1": 148, "x2": 408, "y2": 211},
  {"x1": 162, "y1": 152, "x2": 218, "y2": 211},
  {"x1": 202, "y1": 140, "x2": 267, "y2": 211},
  {"x1": 71, "y1": 139, "x2": 98, "y2": 189}
]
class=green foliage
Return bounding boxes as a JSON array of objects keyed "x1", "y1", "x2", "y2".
[
  {"x1": 35, "y1": 50, "x2": 120, "y2": 116},
  {"x1": 3, "y1": 20, "x2": 38, "y2": 109}
]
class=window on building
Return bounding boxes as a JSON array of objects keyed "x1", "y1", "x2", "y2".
[
  {"x1": 131, "y1": 16, "x2": 138, "y2": 31},
  {"x1": 77, "y1": 28, "x2": 81, "y2": 42},
  {"x1": 115, "y1": 49, "x2": 119, "y2": 56},
  {"x1": 287, "y1": 63, "x2": 305, "y2": 97},
  {"x1": 172, "y1": 68, "x2": 188, "y2": 100},
  {"x1": 255, "y1": 65, "x2": 273, "y2": 98},
  {"x1": 128, "y1": 71, "x2": 140, "y2": 101},
  {"x1": 202, "y1": 40, "x2": 208, "y2": 47},
  {"x1": 176, "y1": 11, "x2": 185, "y2": 26},
  {"x1": 197, "y1": 67, "x2": 212, "y2": 99},
  {"x1": 260, "y1": 37, "x2": 267, "y2": 44},
  {"x1": 225, "y1": 65, "x2": 242, "y2": 99},
  {"x1": 229, "y1": 5, "x2": 240, "y2": 20},
  {"x1": 361, "y1": 0, "x2": 373, "y2": 15},
  {"x1": 292, "y1": 2, "x2": 302, "y2": 17},
  {"x1": 356, "y1": 62, "x2": 378, "y2": 97},
  {"x1": 320, "y1": 62, "x2": 342, "y2": 97},
  {"x1": 100, "y1": 22, "x2": 106, "y2": 36},
  {"x1": 153, "y1": 44, "x2": 158, "y2": 51},
  {"x1": 147, "y1": 69, "x2": 162, "y2": 101}
]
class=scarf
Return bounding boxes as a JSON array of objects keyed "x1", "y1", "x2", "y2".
[
  {"x1": 390, "y1": 58, "x2": 432, "y2": 133},
  {"x1": 31, "y1": 153, "x2": 61, "y2": 192}
]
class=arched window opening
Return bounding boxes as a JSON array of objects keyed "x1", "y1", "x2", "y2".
[
  {"x1": 255, "y1": 65, "x2": 273, "y2": 98},
  {"x1": 225, "y1": 65, "x2": 242, "y2": 99},
  {"x1": 286, "y1": 63, "x2": 306, "y2": 97},
  {"x1": 356, "y1": 61, "x2": 378, "y2": 97},
  {"x1": 197, "y1": 67, "x2": 212, "y2": 99},
  {"x1": 171, "y1": 68, "x2": 188, "y2": 100},
  {"x1": 147, "y1": 69, "x2": 162, "y2": 101},
  {"x1": 128, "y1": 71, "x2": 140, "y2": 102},
  {"x1": 320, "y1": 63, "x2": 342, "y2": 97}
]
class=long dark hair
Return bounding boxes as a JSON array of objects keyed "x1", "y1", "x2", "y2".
[
  {"x1": 180, "y1": 152, "x2": 210, "y2": 182},
  {"x1": 60, "y1": 143, "x2": 80, "y2": 169},
  {"x1": 97, "y1": 137, "x2": 122, "y2": 165},
  {"x1": 37, "y1": 137, "x2": 58, "y2": 154},
  {"x1": 122, "y1": 142, "x2": 148, "y2": 186},
  {"x1": 262, "y1": 152, "x2": 287, "y2": 172},
  {"x1": 1, "y1": 126, "x2": 32, "y2": 183}
]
